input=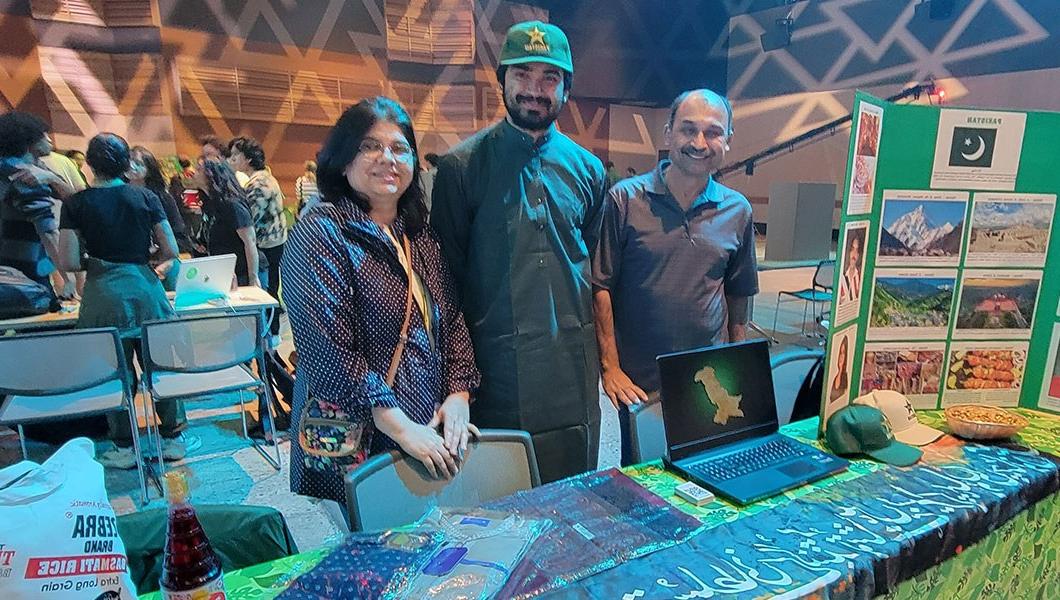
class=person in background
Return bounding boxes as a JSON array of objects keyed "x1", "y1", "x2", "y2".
[
  {"x1": 56, "y1": 132, "x2": 186, "y2": 467},
  {"x1": 190, "y1": 159, "x2": 259, "y2": 288},
  {"x1": 170, "y1": 156, "x2": 206, "y2": 255},
  {"x1": 281, "y1": 96, "x2": 480, "y2": 504},
  {"x1": 0, "y1": 111, "x2": 62, "y2": 304},
  {"x1": 431, "y1": 21, "x2": 606, "y2": 483},
  {"x1": 127, "y1": 146, "x2": 191, "y2": 255},
  {"x1": 626, "y1": 166, "x2": 636, "y2": 178},
  {"x1": 592, "y1": 89, "x2": 758, "y2": 466},
  {"x1": 200, "y1": 134, "x2": 249, "y2": 187},
  {"x1": 604, "y1": 160, "x2": 620, "y2": 190},
  {"x1": 38, "y1": 150, "x2": 86, "y2": 298},
  {"x1": 65, "y1": 149, "x2": 88, "y2": 184},
  {"x1": 3, "y1": 126, "x2": 83, "y2": 299},
  {"x1": 295, "y1": 159, "x2": 319, "y2": 216},
  {"x1": 41, "y1": 150, "x2": 86, "y2": 198},
  {"x1": 420, "y1": 152, "x2": 440, "y2": 211},
  {"x1": 228, "y1": 136, "x2": 286, "y2": 341}
]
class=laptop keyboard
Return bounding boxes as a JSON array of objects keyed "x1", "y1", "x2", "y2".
[{"x1": 688, "y1": 438, "x2": 809, "y2": 482}]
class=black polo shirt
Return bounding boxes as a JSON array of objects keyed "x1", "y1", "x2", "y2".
[{"x1": 592, "y1": 160, "x2": 759, "y2": 393}]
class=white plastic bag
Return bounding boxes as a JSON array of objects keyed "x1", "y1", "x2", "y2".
[{"x1": 0, "y1": 438, "x2": 137, "y2": 599}]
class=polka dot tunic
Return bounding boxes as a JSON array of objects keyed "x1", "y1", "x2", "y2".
[{"x1": 280, "y1": 198, "x2": 480, "y2": 503}]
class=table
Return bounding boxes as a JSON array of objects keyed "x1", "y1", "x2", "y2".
[
  {"x1": 137, "y1": 409, "x2": 1060, "y2": 599},
  {"x1": 0, "y1": 286, "x2": 278, "y2": 332}
]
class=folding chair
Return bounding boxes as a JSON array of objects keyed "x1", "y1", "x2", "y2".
[
  {"x1": 0, "y1": 327, "x2": 151, "y2": 505},
  {"x1": 771, "y1": 260, "x2": 835, "y2": 337},
  {"x1": 622, "y1": 393, "x2": 666, "y2": 465},
  {"x1": 140, "y1": 312, "x2": 281, "y2": 471},
  {"x1": 344, "y1": 429, "x2": 539, "y2": 532},
  {"x1": 770, "y1": 348, "x2": 824, "y2": 425}
]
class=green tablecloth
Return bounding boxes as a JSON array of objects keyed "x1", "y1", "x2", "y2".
[{"x1": 138, "y1": 409, "x2": 1060, "y2": 599}]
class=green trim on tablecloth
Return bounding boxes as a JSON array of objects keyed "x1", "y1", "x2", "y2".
[
  {"x1": 622, "y1": 417, "x2": 882, "y2": 523},
  {"x1": 917, "y1": 408, "x2": 1060, "y2": 454},
  {"x1": 137, "y1": 548, "x2": 327, "y2": 600},
  {"x1": 885, "y1": 493, "x2": 1060, "y2": 599}
]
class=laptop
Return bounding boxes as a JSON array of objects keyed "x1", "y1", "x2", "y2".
[
  {"x1": 173, "y1": 254, "x2": 237, "y2": 308},
  {"x1": 659, "y1": 339, "x2": 848, "y2": 505}
]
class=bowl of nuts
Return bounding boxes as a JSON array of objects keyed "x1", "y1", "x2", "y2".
[{"x1": 944, "y1": 404, "x2": 1029, "y2": 440}]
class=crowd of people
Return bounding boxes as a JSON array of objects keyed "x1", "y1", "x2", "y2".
[{"x1": 0, "y1": 20, "x2": 758, "y2": 503}]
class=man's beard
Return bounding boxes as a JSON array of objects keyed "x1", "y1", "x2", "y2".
[{"x1": 504, "y1": 92, "x2": 563, "y2": 132}]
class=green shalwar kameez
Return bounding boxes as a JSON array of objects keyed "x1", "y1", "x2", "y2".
[{"x1": 431, "y1": 119, "x2": 607, "y2": 483}]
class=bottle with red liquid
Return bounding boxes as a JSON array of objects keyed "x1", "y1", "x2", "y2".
[{"x1": 160, "y1": 472, "x2": 227, "y2": 599}]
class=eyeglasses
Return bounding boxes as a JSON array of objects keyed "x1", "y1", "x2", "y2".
[{"x1": 358, "y1": 139, "x2": 414, "y2": 162}]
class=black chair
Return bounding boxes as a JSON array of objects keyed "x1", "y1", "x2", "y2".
[{"x1": 770, "y1": 348, "x2": 825, "y2": 425}]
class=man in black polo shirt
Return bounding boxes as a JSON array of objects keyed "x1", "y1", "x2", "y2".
[{"x1": 592, "y1": 89, "x2": 759, "y2": 465}]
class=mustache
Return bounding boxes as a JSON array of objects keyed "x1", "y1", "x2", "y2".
[
  {"x1": 515, "y1": 94, "x2": 552, "y2": 107},
  {"x1": 680, "y1": 145, "x2": 712, "y2": 157}
]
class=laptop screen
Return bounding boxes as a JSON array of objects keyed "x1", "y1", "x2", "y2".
[{"x1": 657, "y1": 339, "x2": 779, "y2": 461}]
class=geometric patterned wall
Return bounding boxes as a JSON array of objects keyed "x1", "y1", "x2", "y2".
[
  {"x1": 1, "y1": 0, "x2": 625, "y2": 201},
  {"x1": 721, "y1": 0, "x2": 1059, "y2": 209}
]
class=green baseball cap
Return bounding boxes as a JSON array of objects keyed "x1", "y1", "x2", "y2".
[
  {"x1": 825, "y1": 405, "x2": 923, "y2": 467},
  {"x1": 499, "y1": 20, "x2": 573, "y2": 74}
]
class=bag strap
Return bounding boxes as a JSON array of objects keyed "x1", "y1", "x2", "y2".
[
  {"x1": 297, "y1": 233, "x2": 414, "y2": 459},
  {"x1": 384, "y1": 233, "x2": 414, "y2": 387}
]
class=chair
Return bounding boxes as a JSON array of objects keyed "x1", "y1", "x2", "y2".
[
  {"x1": 0, "y1": 327, "x2": 150, "y2": 505},
  {"x1": 771, "y1": 260, "x2": 835, "y2": 337},
  {"x1": 344, "y1": 429, "x2": 540, "y2": 532},
  {"x1": 140, "y1": 312, "x2": 281, "y2": 471},
  {"x1": 770, "y1": 348, "x2": 824, "y2": 425},
  {"x1": 623, "y1": 393, "x2": 666, "y2": 465}
]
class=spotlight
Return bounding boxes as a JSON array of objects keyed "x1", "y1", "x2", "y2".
[
  {"x1": 760, "y1": 17, "x2": 793, "y2": 52},
  {"x1": 915, "y1": 0, "x2": 956, "y2": 20}
]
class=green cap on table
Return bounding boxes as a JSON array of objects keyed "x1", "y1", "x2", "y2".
[
  {"x1": 826, "y1": 405, "x2": 922, "y2": 466},
  {"x1": 499, "y1": 21, "x2": 573, "y2": 74}
]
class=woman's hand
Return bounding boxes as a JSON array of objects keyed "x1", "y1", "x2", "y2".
[
  {"x1": 394, "y1": 422, "x2": 458, "y2": 479},
  {"x1": 429, "y1": 392, "x2": 479, "y2": 460}
]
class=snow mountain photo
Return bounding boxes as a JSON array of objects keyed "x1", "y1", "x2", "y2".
[{"x1": 880, "y1": 202, "x2": 965, "y2": 257}]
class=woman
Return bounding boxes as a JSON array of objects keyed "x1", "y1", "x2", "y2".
[
  {"x1": 295, "y1": 160, "x2": 318, "y2": 217},
  {"x1": 829, "y1": 335, "x2": 850, "y2": 403},
  {"x1": 840, "y1": 236, "x2": 862, "y2": 303},
  {"x1": 281, "y1": 97, "x2": 480, "y2": 504},
  {"x1": 190, "y1": 159, "x2": 259, "y2": 288},
  {"x1": 127, "y1": 146, "x2": 191, "y2": 254},
  {"x1": 57, "y1": 133, "x2": 186, "y2": 467}
]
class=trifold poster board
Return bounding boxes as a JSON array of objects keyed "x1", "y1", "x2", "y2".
[{"x1": 820, "y1": 91, "x2": 1060, "y2": 433}]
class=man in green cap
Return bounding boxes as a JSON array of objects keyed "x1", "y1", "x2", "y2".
[{"x1": 431, "y1": 20, "x2": 607, "y2": 483}]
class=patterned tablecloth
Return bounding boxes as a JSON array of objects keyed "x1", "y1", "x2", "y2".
[{"x1": 138, "y1": 409, "x2": 1060, "y2": 599}]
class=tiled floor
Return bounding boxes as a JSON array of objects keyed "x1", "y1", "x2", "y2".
[{"x1": 0, "y1": 259, "x2": 835, "y2": 552}]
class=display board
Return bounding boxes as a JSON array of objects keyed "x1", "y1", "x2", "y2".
[{"x1": 820, "y1": 92, "x2": 1060, "y2": 432}]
